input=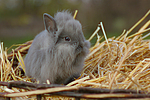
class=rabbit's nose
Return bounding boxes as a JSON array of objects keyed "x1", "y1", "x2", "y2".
[{"x1": 76, "y1": 45, "x2": 83, "y2": 52}]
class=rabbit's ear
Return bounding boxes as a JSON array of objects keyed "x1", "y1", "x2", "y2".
[{"x1": 43, "y1": 13, "x2": 58, "y2": 33}]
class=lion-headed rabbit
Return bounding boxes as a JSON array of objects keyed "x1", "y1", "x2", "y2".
[{"x1": 24, "y1": 11, "x2": 90, "y2": 84}]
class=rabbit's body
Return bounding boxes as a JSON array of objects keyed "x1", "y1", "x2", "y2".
[{"x1": 24, "y1": 11, "x2": 90, "y2": 84}]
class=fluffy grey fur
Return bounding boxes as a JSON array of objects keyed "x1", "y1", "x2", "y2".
[{"x1": 24, "y1": 11, "x2": 90, "y2": 84}]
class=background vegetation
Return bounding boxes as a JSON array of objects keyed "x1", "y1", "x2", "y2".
[{"x1": 0, "y1": 0, "x2": 149, "y2": 48}]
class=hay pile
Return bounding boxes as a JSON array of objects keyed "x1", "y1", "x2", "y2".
[{"x1": 0, "y1": 10, "x2": 150, "y2": 99}]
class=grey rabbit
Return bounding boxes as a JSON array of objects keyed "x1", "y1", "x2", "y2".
[{"x1": 24, "y1": 11, "x2": 90, "y2": 84}]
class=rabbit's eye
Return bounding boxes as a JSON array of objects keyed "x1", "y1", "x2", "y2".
[{"x1": 64, "y1": 36, "x2": 71, "y2": 42}]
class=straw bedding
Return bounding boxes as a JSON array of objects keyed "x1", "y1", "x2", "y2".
[{"x1": 0, "y1": 10, "x2": 150, "y2": 99}]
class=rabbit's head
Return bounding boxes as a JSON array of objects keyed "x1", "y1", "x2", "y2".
[{"x1": 43, "y1": 11, "x2": 90, "y2": 68}]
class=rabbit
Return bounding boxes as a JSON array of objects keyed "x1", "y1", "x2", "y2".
[{"x1": 24, "y1": 11, "x2": 90, "y2": 84}]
